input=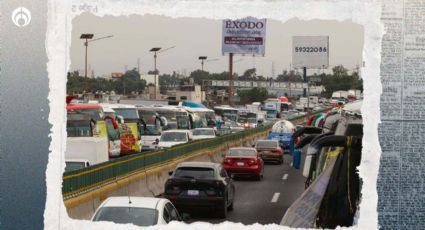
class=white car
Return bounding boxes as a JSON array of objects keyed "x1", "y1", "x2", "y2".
[
  {"x1": 156, "y1": 130, "x2": 192, "y2": 148},
  {"x1": 91, "y1": 196, "x2": 188, "y2": 226},
  {"x1": 192, "y1": 128, "x2": 216, "y2": 140}
]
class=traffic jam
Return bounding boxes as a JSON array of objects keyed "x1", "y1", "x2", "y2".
[
  {"x1": 65, "y1": 93, "x2": 363, "y2": 228},
  {"x1": 64, "y1": 14, "x2": 365, "y2": 229}
]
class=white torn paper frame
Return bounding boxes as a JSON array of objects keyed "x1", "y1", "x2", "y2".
[{"x1": 45, "y1": 0, "x2": 385, "y2": 229}]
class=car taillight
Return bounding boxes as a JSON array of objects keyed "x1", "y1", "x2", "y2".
[
  {"x1": 224, "y1": 158, "x2": 233, "y2": 165},
  {"x1": 248, "y1": 159, "x2": 257, "y2": 165}
]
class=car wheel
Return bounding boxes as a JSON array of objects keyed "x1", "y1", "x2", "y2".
[
  {"x1": 228, "y1": 199, "x2": 234, "y2": 211},
  {"x1": 218, "y1": 200, "x2": 228, "y2": 218}
]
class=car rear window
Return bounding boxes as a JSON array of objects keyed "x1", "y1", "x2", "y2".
[
  {"x1": 256, "y1": 141, "x2": 278, "y2": 148},
  {"x1": 174, "y1": 167, "x2": 215, "y2": 179},
  {"x1": 92, "y1": 207, "x2": 158, "y2": 227},
  {"x1": 228, "y1": 149, "x2": 257, "y2": 157}
]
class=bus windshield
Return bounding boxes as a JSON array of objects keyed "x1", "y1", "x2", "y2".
[
  {"x1": 68, "y1": 108, "x2": 103, "y2": 121},
  {"x1": 138, "y1": 110, "x2": 162, "y2": 135},
  {"x1": 67, "y1": 120, "x2": 93, "y2": 137},
  {"x1": 113, "y1": 108, "x2": 139, "y2": 120}
]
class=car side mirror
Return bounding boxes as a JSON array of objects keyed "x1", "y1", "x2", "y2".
[
  {"x1": 160, "y1": 116, "x2": 168, "y2": 127},
  {"x1": 116, "y1": 115, "x2": 125, "y2": 124},
  {"x1": 181, "y1": 213, "x2": 191, "y2": 221},
  {"x1": 168, "y1": 170, "x2": 174, "y2": 176}
]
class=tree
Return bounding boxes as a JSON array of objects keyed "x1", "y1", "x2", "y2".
[
  {"x1": 237, "y1": 87, "x2": 269, "y2": 104},
  {"x1": 322, "y1": 65, "x2": 362, "y2": 97},
  {"x1": 189, "y1": 69, "x2": 210, "y2": 85},
  {"x1": 240, "y1": 68, "x2": 256, "y2": 80}
]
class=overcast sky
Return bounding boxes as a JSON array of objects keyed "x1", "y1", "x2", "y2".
[{"x1": 70, "y1": 14, "x2": 364, "y2": 78}]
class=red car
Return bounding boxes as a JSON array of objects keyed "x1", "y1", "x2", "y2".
[
  {"x1": 222, "y1": 147, "x2": 264, "y2": 180},
  {"x1": 255, "y1": 140, "x2": 284, "y2": 164}
]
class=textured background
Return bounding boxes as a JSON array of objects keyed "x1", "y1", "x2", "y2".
[{"x1": 0, "y1": 1, "x2": 50, "y2": 229}]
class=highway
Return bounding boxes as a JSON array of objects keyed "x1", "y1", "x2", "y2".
[{"x1": 187, "y1": 153, "x2": 306, "y2": 225}]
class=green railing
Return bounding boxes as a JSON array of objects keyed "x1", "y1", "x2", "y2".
[
  {"x1": 62, "y1": 109, "x2": 329, "y2": 198},
  {"x1": 62, "y1": 124, "x2": 272, "y2": 198}
]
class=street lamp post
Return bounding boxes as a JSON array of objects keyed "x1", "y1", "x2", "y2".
[
  {"x1": 198, "y1": 56, "x2": 207, "y2": 71},
  {"x1": 80, "y1": 34, "x2": 113, "y2": 93},
  {"x1": 80, "y1": 34, "x2": 94, "y2": 93},
  {"x1": 149, "y1": 47, "x2": 161, "y2": 99},
  {"x1": 150, "y1": 46, "x2": 176, "y2": 99}
]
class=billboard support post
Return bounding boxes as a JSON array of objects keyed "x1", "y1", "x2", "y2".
[
  {"x1": 303, "y1": 66, "x2": 310, "y2": 112},
  {"x1": 228, "y1": 53, "x2": 233, "y2": 106}
]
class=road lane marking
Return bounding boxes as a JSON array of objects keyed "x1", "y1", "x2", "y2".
[
  {"x1": 282, "y1": 174, "x2": 288, "y2": 180},
  {"x1": 271, "y1": 192, "x2": 280, "y2": 203}
]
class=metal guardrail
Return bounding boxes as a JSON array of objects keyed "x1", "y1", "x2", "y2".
[
  {"x1": 62, "y1": 124, "x2": 272, "y2": 198},
  {"x1": 62, "y1": 108, "x2": 331, "y2": 198}
]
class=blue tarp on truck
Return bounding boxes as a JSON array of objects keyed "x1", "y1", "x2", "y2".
[{"x1": 267, "y1": 132, "x2": 292, "y2": 152}]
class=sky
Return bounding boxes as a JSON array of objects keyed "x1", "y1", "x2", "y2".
[{"x1": 70, "y1": 14, "x2": 364, "y2": 78}]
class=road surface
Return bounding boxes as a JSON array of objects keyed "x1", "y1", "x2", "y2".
[{"x1": 188, "y1": 153, "x2": 306, "y2": 225}]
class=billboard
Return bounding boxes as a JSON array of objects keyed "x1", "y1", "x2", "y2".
[
  {"x1": 222, "y1": 17, "x2": 267, "y2": 55},
  {"x1": 292, "y1": 36, "x2": 329, "y2": 68}
]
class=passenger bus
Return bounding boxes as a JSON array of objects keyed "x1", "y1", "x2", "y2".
[
  {"x1": 106, "y1": 104, "x2": 142, "y2": 153},
  {"x1": 182, "y1": 106, "x2": 216, "y2": 129},
  {"x1": 179, "y1": 101, "x2": 216, "y2": 128},
  {"x1": 238, "y1": 109, "x2": 259, "y2": 128},
  {"x1": 213, "y1": 105, "x2": 239, "y2": 123},
  {"x1": 135, "y1": 106, "x2": 165, "y2": 151},
  {"x1": 150, "y1": 105, "x2": 191, "y2": 130}
]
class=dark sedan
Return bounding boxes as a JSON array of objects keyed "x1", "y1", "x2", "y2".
[{"x1": 163, "y1": 162, "x2": 235, "y2": 218}]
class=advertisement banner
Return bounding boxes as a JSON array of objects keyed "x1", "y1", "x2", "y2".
[
  {"x1": 292, "y1": 36, "x2": 329, "y2": 68},
  {"x1": 280, "y1": 150, "x2": 339, "y2": 228},
  {"x1": 222, "y1": 17, "x2": 267, "y2": 55}
]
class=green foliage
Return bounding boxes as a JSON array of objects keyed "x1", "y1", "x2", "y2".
[
  {"x1": 322, "y1": 65, "x2": 362, "y2": 97},
  {"x1": 237, "y1": 87, "x2": 270, "y2": 104},
  {"x1": 67, "y1": 68, "x2": 146, "y2": 95},
  {"x1": 276, "y1": 70, "x2": 303, "y2": 82}
]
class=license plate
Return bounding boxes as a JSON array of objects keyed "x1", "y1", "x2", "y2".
[
  {"x1": 237, "y1": 162, "x2": 245, "y2": 166},
  {"x1": 187, "y1": 190, "x2": 199, "y2": 196}
]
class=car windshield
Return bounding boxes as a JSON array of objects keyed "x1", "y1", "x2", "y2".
[
  {"x1": 142, "y1": 125, "x2": 161, "y2": 136},
  {"x1": 174, "y1": 167, "x2": 215, "y2": 179},
  {"x1": 256, "y1": 141, "x2": 278, "y2": 148},
  {"x1": 114, "y1": 108, "x2": 139, "y2": 120},
  {"x1": 71, "y1": 108, "x2": 103, "y2": 121},
  {"x1": 92, "y1": 207, "x2": 158, "y2": 227},
  {"x1": 65, "y1": 162, "x2": 86, "y2": 172},
  {"x1": 228, "y1": 149, "x2": 257, "y2": 157},
  {"x1": 192, "y1": 129, "x2": 214, "y2": 136},
  {"x1": 160, "y1": 132, "x2": 187, "y2": 142}
]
